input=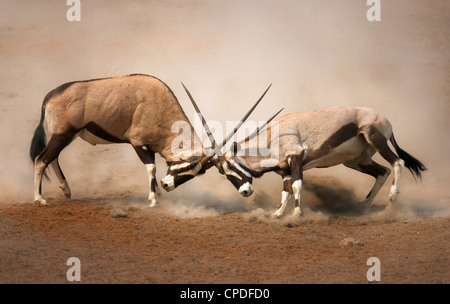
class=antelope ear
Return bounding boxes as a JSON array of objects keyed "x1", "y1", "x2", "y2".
[{"x1": 232, "y1": 142, "x2": 241, "y2": 155}]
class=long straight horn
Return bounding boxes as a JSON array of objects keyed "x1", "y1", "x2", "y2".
[
  {"x1": 182, "y1": 83, "x2": 271, "y2": 170},
  {"x1": 181, "y1": 82, "x2": 218, "y2": 152},
  {"x1": 181, "y1": 83, "x2": 221, "y2": 171},
  {"x1": 218, "y1": 84, "x2": 272, "y2": 150},
  {"x1": 244, "y1": 108, "x2": 283, "y2": 143}
]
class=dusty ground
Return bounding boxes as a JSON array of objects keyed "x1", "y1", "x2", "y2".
[{"x1": 0, "y1": 197, "x2": 448, "y2": 284}]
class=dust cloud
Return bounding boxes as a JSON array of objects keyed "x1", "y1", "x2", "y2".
[{"x1": 0, "y1": 1, "x2": 448, "y2": 221}]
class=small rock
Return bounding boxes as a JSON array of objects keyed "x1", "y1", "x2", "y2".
[
  {"x1": 339, "y1": 237, "x2": 364, "y2": 246},
  {"x1": 110, "y1": 208, "x2": 128, "y2": 218}
]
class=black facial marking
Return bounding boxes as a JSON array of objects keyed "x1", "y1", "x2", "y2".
[
  {"x1": 223, "y1": 161, "x2": 253, "y2": 190},
  {"x1": 227, "y1": 175, "x2": 245, "y2": 190},
  {"x1": 174, "y1": 174, "x2": 195, "y2": 187}
]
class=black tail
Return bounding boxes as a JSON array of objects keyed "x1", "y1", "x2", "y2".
[
  {"x1": 390, "y1": 133, "x2": 427, "y2": 180},
  {"x1": 30, "y1": 104, "x2": 49, "y2": 179}
]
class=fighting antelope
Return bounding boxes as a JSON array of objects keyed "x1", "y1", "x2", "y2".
[
  {"x1": 29, "y1": 74, "x2": 267, "y2": 206},
  {"x1": 189, "y1": 105, "x2": 427, "y2": 218}
]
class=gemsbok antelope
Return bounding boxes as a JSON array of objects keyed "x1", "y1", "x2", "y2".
[
  {"x1": 29, "y1": 74, "x2": 268, "y2": 206},
  {"x1": 191, "y1": 105, "x2": 427, "y2": 218}
]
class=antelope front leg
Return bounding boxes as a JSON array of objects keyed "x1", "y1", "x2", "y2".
[
  {"x1": 289, "y1": 153, "x2": 304, "y2": 216},
  {"x1": 292, "y1": 180, "x2": 303, "y2": 216},
  {"x1": 272, "y1": 175, "x2": 292, "y2": 218},
  {"x1": 133, "y1": 146, "x2": 160, "y2": 207},
  {"x1": 146, "y1": 164, "x2": 160, "y2": 207}
]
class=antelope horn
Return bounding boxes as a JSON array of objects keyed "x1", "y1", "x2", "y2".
[
  {"x1": 181, "y1": 82, "x2": 217, "y2": 152},
  {"x1": 217, "y1": 84, "x2": 272, "y2": 152},
  {"x1": 181, "y1": 83, "x2": 221, "y2": 173},
  {"x1": 182, "y1": 83, "x2": 272, "y2": 170},
  {"x1": 242, "y1": 108, "x2": 283, "y2": 143}
]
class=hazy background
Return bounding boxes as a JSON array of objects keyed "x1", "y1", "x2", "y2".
[{"x1": 0, "y1": 0, "x2": 448, "y2": 218}]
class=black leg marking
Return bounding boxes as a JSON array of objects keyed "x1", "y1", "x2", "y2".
[
  {"x1": 282, "y1": 175, "x2": 293, "y2": 194},
  {"x1": 271, "y1": 152, "x2": 305, "y2": 218},
  {"x1": 133, "y1": 145, "x2": 160, "y2": 206},
  {"x1": 344, "y1": 159, "x2": 390, "y2": 205},
  {"x1": 34, "y1": 132, "x2": 76, "y2": 204},
  {"x1": 363, "y1": 127, "x2": 404, "y2": 203},
  {"x1": 364, "y1": 128, "x2": 399, "y2": 166},
  {"x1": 289, "y1": 153, "x2": 304, "y2": 214},
  {"x1": 133, "y1": 145, "x2": 155, "y2": 164},
  {"x1": 51, "y1": 158, "x2": 71, "y2": 198},
  {"x1": 37, "y1": 133, "x2": 76, "y2": 165}
]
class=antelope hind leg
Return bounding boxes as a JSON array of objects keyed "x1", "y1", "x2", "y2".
[{"x1": 51, "y1": 159, "x2": 71, "y2": 199}]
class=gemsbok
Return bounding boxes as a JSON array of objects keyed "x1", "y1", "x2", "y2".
[
  {"x1": 29, "y1": 74, "x2": 268, "y2": 206},
  {"x1": 187, "y1": 104, "x2": 427, "y2": 218}
]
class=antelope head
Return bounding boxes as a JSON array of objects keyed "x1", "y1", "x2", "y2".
[
  {"x1": 161, "y1": 154, "x2": 212, "y2": 191},
  {"x1": 174, "y1": 82, "x2": 281, "y2": 197},
  {"x1": 215, "y1": 107, "x2": 283, "y2": 197}
]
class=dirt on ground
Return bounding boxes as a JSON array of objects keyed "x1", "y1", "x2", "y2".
[{"x1": 0, "y1": 196, "x2": 448, "y2": 284}]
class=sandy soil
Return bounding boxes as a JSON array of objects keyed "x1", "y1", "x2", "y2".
[{"x1": 0, "y1": 198, "x2": 448, "y2": 284}]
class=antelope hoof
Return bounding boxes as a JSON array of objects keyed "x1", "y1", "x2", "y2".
[
  {"x1": 389, "y1": 188, "x2": 400, "y2": 202},
  {"x1": 149, "y1": 201, "x2": 159, "y2": 208},
  {"x1": 358, "y1": 198, "x2": 372, "y2": 208},
  {"x1": 62, "y1": 189, "x2": 71, "y2": 199},
  {"x1": 293, "y1": 207, "x2": 303, "y2": 216},
  {"x1": 149, "y1": 193, "x2": 159, "y2": 208},
  {"x1": 271, "y1": 210, "x2": 283, "y2": 219},
  {"x1": 35, "y1": 198, "x2": 47, "y2": 205},
  {"x1": 59, "y1": 184, "x2": 71, "y2": 199}
]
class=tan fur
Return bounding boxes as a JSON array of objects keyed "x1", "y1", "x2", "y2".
[
  {"x1": 44, "y1": 75, "x2": 202, "y2": 161},
  {"x1": 237, "y1": 106, "x2": 392, "y2": 172},
  {"x1": 32, "y1": 74, "x2": 207, "y2": 205},
  {"x1": 224, "y1": 106, "x2": 418, "y2": 217}
]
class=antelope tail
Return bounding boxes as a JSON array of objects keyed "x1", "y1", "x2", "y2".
[
  {"x1": 389, "y1": 133, "x2": 427, "y2": 180},
  {"x1": 30, "y1": 103, "x2": 49, "y2": 179}
]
